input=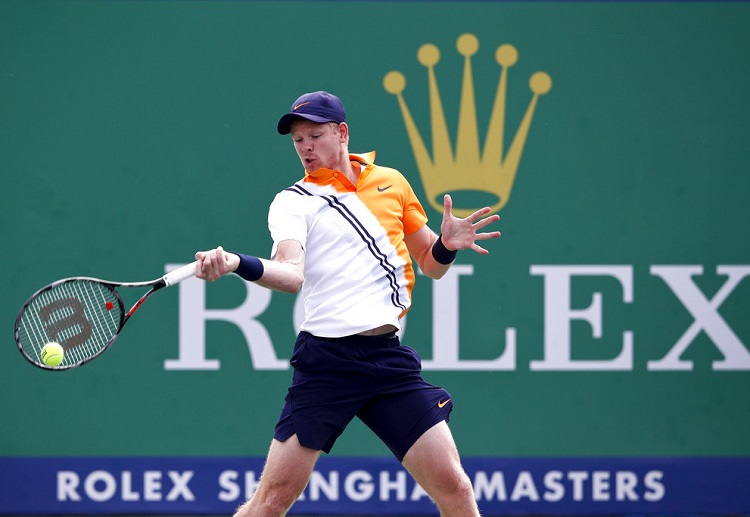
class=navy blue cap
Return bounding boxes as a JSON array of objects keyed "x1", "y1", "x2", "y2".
[{"x1": 277, "y1": 91, "x2": 347, "y2": 135}]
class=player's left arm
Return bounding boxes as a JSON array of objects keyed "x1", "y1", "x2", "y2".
[{"x1": 405, "y1": 194, "x2": 501, "y2": 280}]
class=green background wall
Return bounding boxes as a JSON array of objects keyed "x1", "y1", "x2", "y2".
[{"x1": 2, "y1": 0, "x2": 749, "y2": 466}]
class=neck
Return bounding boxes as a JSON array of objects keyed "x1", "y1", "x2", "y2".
[
  {"x1": 307, "y1": 149, "x2": 356, "y2": 182},
  {"x1": 338, "y1": 155, "x2": 357, "y2": 183}
]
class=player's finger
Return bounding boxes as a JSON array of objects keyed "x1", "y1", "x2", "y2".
[
  {"x1": 467, "y1": 206, "x2": 493, "y2": 222},
  {"x1": 473, "y1": 214, "x2": 500, "y2": 229},
  {"x1": 472, "y1": 243, "x2": 490, "y2": 255},
  {"x1": 443, "y1": 194, "x2": 453, "y2": 215},
  {"x1": 477, "y1": 231, "x2": 502, "y2": 240}
]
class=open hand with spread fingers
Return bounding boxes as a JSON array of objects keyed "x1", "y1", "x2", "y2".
[{"x1": 439, "y1": 194, "x2": 502, "y2": 254}]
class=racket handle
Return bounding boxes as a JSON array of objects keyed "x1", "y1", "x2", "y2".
[{"x1": 163, "y1": 261, "x2": 198, "y2": 287}]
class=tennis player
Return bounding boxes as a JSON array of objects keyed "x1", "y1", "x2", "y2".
[{"x1": 196, "y1": 91, "x2": 500, "y2": 517}]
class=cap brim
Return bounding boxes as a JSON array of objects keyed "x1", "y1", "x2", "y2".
[{"x1": 277, "y1": 113, "x2": 336, "y2": 135}]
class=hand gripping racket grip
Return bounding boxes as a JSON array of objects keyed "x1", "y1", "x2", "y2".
[{"x1": 163, "y1": 261, "x2": 198, "y2": 287}]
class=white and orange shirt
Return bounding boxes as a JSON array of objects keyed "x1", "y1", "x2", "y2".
[{"x1": 268, "y1": 152, "x2": 428, "y2": 337}]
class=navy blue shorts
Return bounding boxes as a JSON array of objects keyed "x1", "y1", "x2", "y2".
[{"x1": 274, "y1": 331, "x2": 453, "y2": 462}]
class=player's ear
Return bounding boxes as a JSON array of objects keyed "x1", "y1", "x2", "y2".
[{"x1": 337, "y1": 122, "x2": 349, "y2": 143}]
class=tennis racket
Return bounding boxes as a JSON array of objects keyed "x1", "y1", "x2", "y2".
[{"x1": 14, "y1": 261, "x2": 198, "y2": 370}]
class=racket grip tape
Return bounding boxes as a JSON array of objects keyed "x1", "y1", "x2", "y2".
[{"x1": 163, "y1": 261, "x2": 198, "y2": 287}]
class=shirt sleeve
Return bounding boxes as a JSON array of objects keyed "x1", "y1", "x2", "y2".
[
  {"x1": 268, "y1": 190, "x2": 308, "y2": 258},
  {"x1": 400, "y1": 174, "x2": 429, "y2": 235}
]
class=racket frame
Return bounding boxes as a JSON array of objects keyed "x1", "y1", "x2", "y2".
[{"x1": 14, "y1": 262, "x2": 197, "y2": 371}]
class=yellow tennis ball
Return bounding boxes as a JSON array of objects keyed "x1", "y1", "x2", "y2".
[{"x1": 41, "y1": 342, "x2": 64, "y2": 367}]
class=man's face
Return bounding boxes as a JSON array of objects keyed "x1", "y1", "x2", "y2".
[{"x1": 290, "y1": 119, "x2": 344, "y2": 172}]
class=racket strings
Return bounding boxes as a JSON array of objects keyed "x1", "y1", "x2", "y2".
[{"x1": 16, "y1": 280, "x2": 123, "y2": 367}]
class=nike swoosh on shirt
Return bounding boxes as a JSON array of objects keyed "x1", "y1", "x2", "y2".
[
  {"x1": 377, "y1": 185, "x2": 393, "y2": 192},
  {"x1": 438, "y1": 399, "x2": 451, "y2": 408}
]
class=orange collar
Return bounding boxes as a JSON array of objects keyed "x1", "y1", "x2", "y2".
[{"x1": 303, "y1": 152, "x2": 377, "y2": 191}]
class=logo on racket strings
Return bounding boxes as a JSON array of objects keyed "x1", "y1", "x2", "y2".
[{"x1": 39, "y1": 298, "x2": 92, "y2": 349}]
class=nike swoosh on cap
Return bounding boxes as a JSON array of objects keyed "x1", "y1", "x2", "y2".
[{"x1": 294, "y1": 102, "x2": 310, "y2": 111}]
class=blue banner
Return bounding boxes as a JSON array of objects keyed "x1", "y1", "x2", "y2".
[{"x1": 1, "y1": 457, "x2": 748, "y2": 515}]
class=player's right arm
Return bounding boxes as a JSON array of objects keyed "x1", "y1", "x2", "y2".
[
  {"x1": 255, "y1": 239, "x2": 305, "y2": 293},
  {"x1": 195, "y1": 240, "x2": 305, "y2": 294}
]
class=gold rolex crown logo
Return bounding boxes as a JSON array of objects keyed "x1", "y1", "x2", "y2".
[{"x1": 384, "y1": 33, "x2": 552, "y2": 217}]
